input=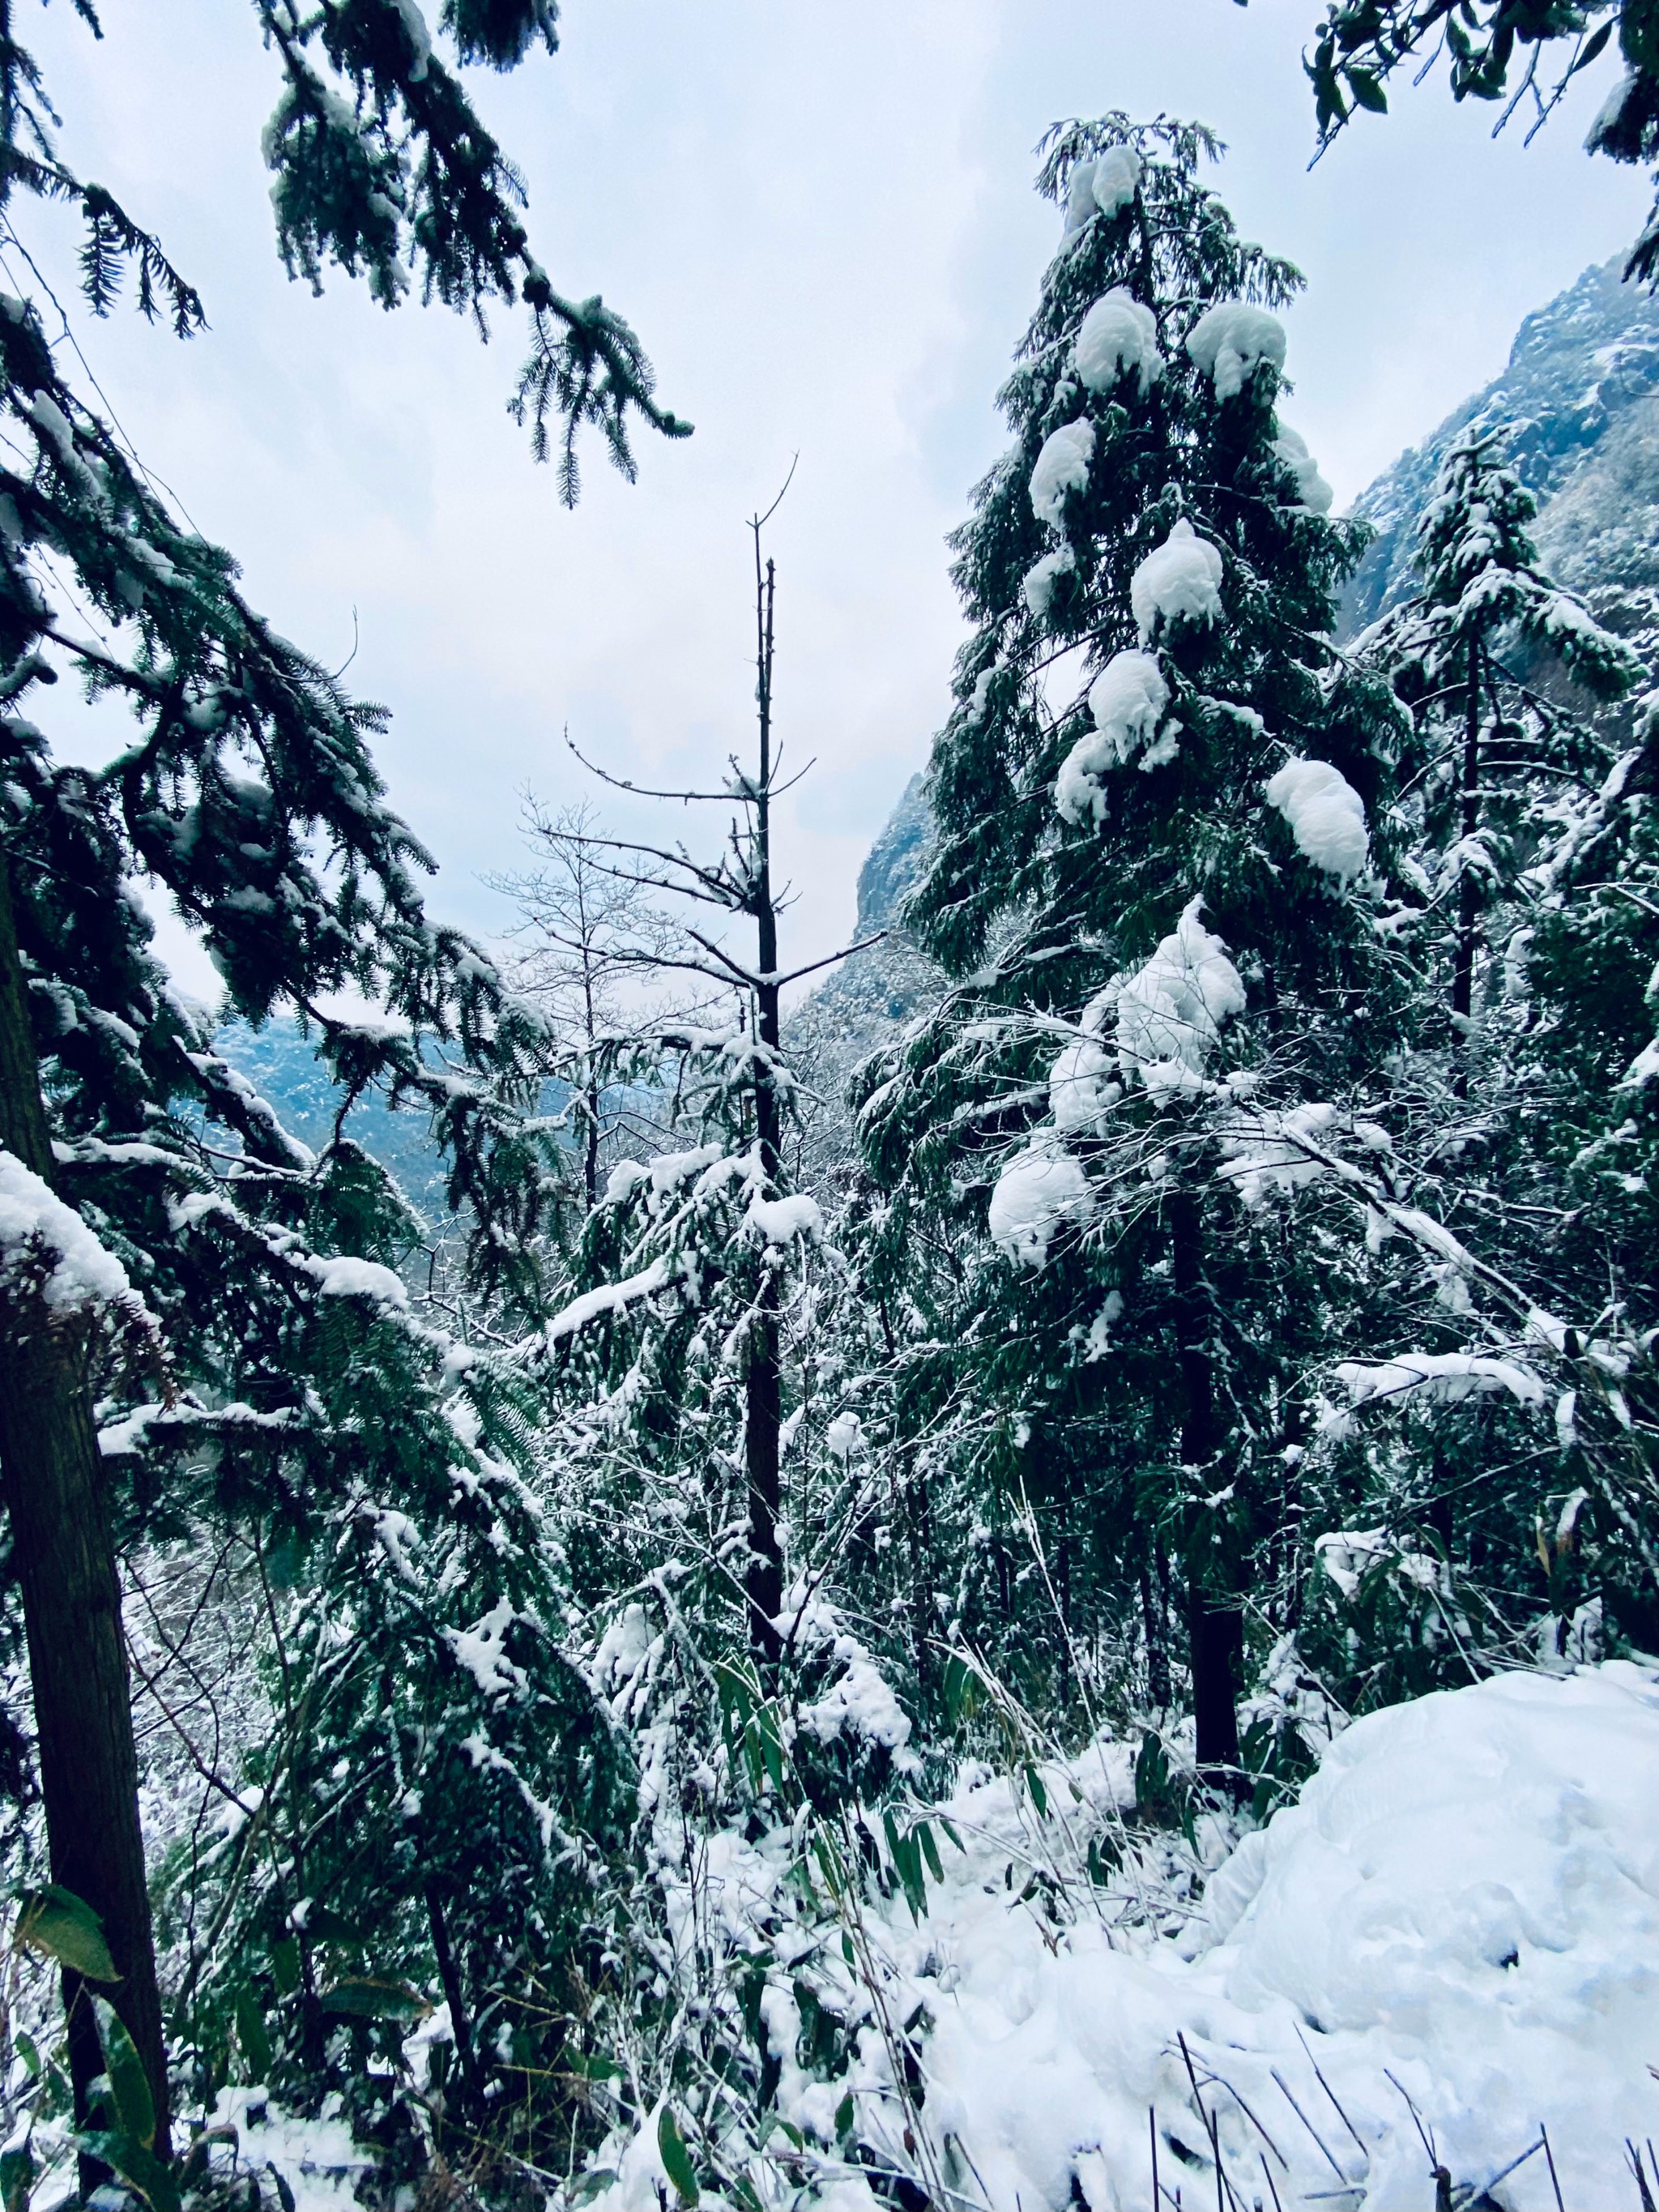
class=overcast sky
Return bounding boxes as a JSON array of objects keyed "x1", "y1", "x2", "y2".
[{"x1": 18, "y1": 0, "x2": 1649, "y2": 1001}]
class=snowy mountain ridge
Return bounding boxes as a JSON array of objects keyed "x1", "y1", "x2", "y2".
[{"x1": 1344, "y1": 252, "x2": 1659, "y2": 630}]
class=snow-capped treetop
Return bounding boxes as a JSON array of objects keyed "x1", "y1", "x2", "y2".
[
  {"x1": 1061, "y1": 143, "x2": 1143, "y2": 238},
  {"x1": 1186, "y1": 300, "x2": 1287, "y2": 400},
  {"x1": 1393, "y1": 429, "x2": 1640, "y2": 698}
]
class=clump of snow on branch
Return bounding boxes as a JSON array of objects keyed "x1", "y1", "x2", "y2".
[
  {"x1": 1334, "y1": 1351, "x2": 1547, "y2": 1410},
  {"x1": 1220, "y1": 1100, "x2": 1341, "y2": 1203},
  {"x1": 1056, "y1": 651, "x2": 1173, "y2": 821},
  {"x1": 1312, "y1": 1527, "x2": 1445, "y2": 1603},
  {"x1": 0, "y1": 1147, "x2": 143, "y2": 1317},
  {"x1": 1265, "y1": 757, "x2": 1371, "y2": 881},
  {"x1": 748, "y1": 1192, "x2": 823, "y2": 1246},
  {"x1": 1272, "y1": 423, "x2": 1334, "y2": 513},
  {"x1": 1021, "y1": 544, "x2": 1075, "y2": 619},
  {"x1": 1185, "y1": 299, "x2": 1287, "y2": 400},
  {"x1": 783, "y1": 1585, "x2": 916, "y2": 1763},
  {"x1": 1049, "y1": 1025, "x2": 1120, "y2": 1136},
  {"x1": 1061, "y1": 145, "x2": 1141, "y2": 238},
  {"x1": 1074, "y1": 288, "x2": 1162, "y2": 398},
  {"x1": 1029, "y1": 419, "x2": 1095, "y2": 526},
  {"x1": 1131, "y1": 517, "x2": 1223, "y2": 639},
  {"x1": 988, "y1": 1145, "x2": 1094, "y2": 1268},
  {"x1": 1116, "y1": 899, "x2": 1246, "y2": 1095}
]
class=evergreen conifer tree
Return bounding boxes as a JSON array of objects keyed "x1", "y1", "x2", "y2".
[
  {"x1": 857, "y1": 115, "x2": 1405, "y2": 1779},
  {"x1": 0, "y1": 0, "x2": 685, "y2": 2166}
]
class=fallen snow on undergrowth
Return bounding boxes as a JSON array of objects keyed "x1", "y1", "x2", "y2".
[
  {"x1": 594, "y1": 1661, "x2": 1659, "y2": 2210},
  {"x1": 872, "y1": 1662, "x2": 1659, "y2": 2212}
]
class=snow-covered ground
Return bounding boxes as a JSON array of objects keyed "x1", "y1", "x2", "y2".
[
  {"x1": 861, "y1": 1662, "x2": 1659, "y2": 2211},
  {"x1": 600, "y1": 1659, "x2": 1659, "y2": 2210},
  {"x1": 187, "y1": 1663, "x2": 1659, "y2": 2212}
]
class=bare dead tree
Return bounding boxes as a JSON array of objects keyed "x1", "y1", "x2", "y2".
[{"x1": 551, "y1": 487, "x2": 882, "y2": 1672}]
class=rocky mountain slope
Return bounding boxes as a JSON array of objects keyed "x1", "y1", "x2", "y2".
[{"x1": 1345, "y1": 253, "x2": 1659, "y2": 643}]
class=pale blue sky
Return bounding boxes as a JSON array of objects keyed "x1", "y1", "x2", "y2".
[{"x1": 16, "y1": 0, "x2": 1648, "y2": 997}]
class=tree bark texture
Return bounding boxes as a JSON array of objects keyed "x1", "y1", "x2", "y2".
[
  {"x1": 1168, "y1": 1185, "x2": 1242, "y2": 1781},
  {"x1": 744, "y1": 547, "x2": 784, "y2": 1673},
  {"x1": 0, "y1": 851, "x2": 173, "y2": 2165}
]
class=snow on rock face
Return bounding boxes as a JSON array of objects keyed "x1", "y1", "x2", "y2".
[
  {"x1": 987, "y1": 1145, "x2": 1094, "y2": 1268},
  {"x1": 1186, "y1": 299, "x2": 1287, "y2": 400},
  {"x1": 1021, "y1": 543, "x2": 1075, "y2": 619},
  {"x1": 868, "y1": 1663, "x2": 1659, "y2": 2212},
  {"x1": 1264, "y1": 756, "x2": 1371, "y2": 881},
  {"x1": 1130, "y1": 517, "x2": 1223, "y2": 639},
  {"x1": 1074, "y1": 288, "x2": 1162, "y2": 399},
  {"x1": 1029, "y1": 418, "x2": 1095, "y2": 526},
  {"x1": 1056, "y1": 651, "x2": 1171, "y2": 822},
  {"x1": 1116, "y1": 898, "x2": 1246, "y2": 1094},
  {"x1": 1272, "y1": 422, "x2": 1334, "y2": 513}
]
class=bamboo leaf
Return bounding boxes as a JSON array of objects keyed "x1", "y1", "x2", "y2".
[
  {"x1": 319, "y1": 1976, "x2": 430, "y2": 2022},
  {"x1": 15, "y1": 1887, "x2": 118, "y2": 1982},
  {"x1": 655, "y1": 2105, "x2": 699, "y2": 2207},
  {"x1": 92, "y1": 1997, "x2": 155, "y2": 2150}
]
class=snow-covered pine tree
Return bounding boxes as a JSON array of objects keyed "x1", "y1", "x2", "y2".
[
  {"x1": 1292, "y1": 426, "x2": 1659, "y2": 1669},
  {"x1": 857, "y1": 114, "x2": 1404, "y2": 1780},
  {"x1": 0, "y1": 0, "x2": 684, "y2": 2156},
  {"x1": 1370, "y1": 428, "x2": 1639, "y2": 1068}
]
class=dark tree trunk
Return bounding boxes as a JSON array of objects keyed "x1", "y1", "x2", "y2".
[
  {"x1": 1452, "y1": 637, "x2": 1482, "y2": 1095},
  {"x1": 0, "y1": 852, "x2": 172, "y2": 2171},
  {"x1": 1168, "y1": 1187, "x2": 1241, "y2": 1783},
  {"x1": 744, "y1": 549, "x2": 784, "y2": 1676},
  {"x1": 901, "y1": 1454, "x2": 935, "y2": 1698},
  {"x1": 1139, "y1": 1560, "x2": 1171, "y2": 1711}
]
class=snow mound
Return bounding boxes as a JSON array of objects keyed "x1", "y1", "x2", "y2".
[
  {"x1": 988, "y1": 1145, "x2": 1094, "y2": 1268},
  {"x1": 1030, "y1": 419, "x2": 1095, "y2": 526},
  {"x1": 1021, "y1": 544, "x2": 1075, "y2": 620},
  {"x1": 1074, "y1": 288, "x2": 1162, "y2": 398},
  {"x1": 0, "y1": 1146, "x2": 137, "y2": 1315},
  {"x1": 1273, "y1": 422, "x2": 1334, "y2": 513},
  {"x1": 1117, "y1": 898, "x2": 1245, "y2": 1095},
  {"x1": 1186, "y1": 299, "x2": 1287, "y2": 400},
  {"x1": 1265, "y1": 756, "x2": 1371, "y2": 880},
  {"x1": 1131, "y1": 517, "x2": 1222, "y2": 639},
  {"x1": 878, "y1": 1663, "x2": 1659, "y2": 2212},
  {"x1": 1056, "y1": 651, "x2": 1172, "y2": 822}
]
